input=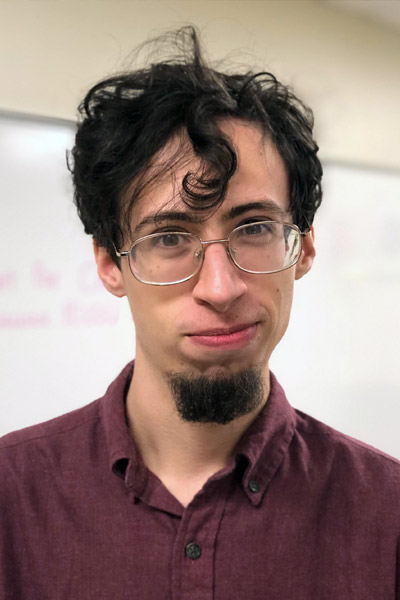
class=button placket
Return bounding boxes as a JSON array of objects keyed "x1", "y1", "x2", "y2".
[{"x1": 171, "y1": 477, "x2": 232, "y2": 600}]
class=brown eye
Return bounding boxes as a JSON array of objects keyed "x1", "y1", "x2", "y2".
[{"x1": 155, "y1": 233, "x2": 181, "y2": 248}]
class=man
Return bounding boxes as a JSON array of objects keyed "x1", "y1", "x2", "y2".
[{"x1": 1, "y1": 27, "x2": 399, "y2": 599}]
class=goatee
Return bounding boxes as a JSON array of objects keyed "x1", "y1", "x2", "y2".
[{"x1": 167, "y1": 366, "x2": 265, "y2": 425}]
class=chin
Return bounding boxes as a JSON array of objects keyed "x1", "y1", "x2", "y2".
[{"x1": 177, "y1": 354, "x2": 266, "y2": 379}]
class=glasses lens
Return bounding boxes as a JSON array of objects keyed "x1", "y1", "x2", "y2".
[
  {"x1": 230, "y1": 222, "x2": 301, "y2": 273},
  {"x1": 129, "y1": 232, "x2": 202, "y2": 284}
]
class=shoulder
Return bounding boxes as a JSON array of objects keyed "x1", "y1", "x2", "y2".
[
  {"x1": 0, "y1": 400, "x2": 103, "y2": 476},
  {"x1": 0, "y1": 399, "x2": 109, "y2": 542},
  {"x1": 0, "y1": 399, "x2": 101, "y2": 448},
  {"x1": 0, "y1": 362, "x2": 133, "y2": 483},
  {"x1": 293, "y1": 408, "x2": 400, "y2": 490}
]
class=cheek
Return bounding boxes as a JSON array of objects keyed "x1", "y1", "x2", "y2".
[
  {"x1": 125, "y1": 282, "x2": 183, "y2": 340},
  {"x1": 276, "y1": 286, "x2": 293, "y2": 317},
  {"x1": 268, "y1": 275, "x2": 295, "y2": 327}
]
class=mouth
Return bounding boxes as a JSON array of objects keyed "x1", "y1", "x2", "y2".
[{"x1": 187, "y1": 323, "x2": 259, "y2": 349}]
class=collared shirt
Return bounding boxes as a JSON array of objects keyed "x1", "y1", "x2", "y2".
[{"x1": 1, "y1": 362, "x2": 399, "y2": 599}]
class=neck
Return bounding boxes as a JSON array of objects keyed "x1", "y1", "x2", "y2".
[{"x1": 125, "y1": 355, "x2": 269, "y2": 506}]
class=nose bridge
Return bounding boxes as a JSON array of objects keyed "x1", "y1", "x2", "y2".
[
  {"x1": 200, "y1": 237, "x2": 230, "y2": 250},
  {"x1": 192, "y1": 235, "x2": 246, "y2": 311},
  {"x1": 199, "y1": 237, "x2": 232, "y2": 266}
]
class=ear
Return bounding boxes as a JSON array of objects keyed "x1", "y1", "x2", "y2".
[
  {"x1": 295, "y1": 226, "x2": 316, "y2": 280},
  {"x1": 93, "y1": 241, "x2": 126, "y2": 298}
]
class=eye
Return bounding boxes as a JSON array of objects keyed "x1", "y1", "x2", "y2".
[
  {"x1": 245, "y1": 223, "x2": 269, "y2": 235},
  {"x1": 149, "y1": 232, "x2": 195, "y2": 256},
  {"x1": 240, "y1": 221, "x2": 275, "y2": 236},
  {"x1": 154, "y1": 233, "x2": 182, "y2": 248}
]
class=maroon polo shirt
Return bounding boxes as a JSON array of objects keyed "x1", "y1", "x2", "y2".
[{"x1": 1, "y1": 362, "x2": 400, "y2": 599}]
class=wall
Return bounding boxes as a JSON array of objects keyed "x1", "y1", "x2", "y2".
[{"x1": 0, "y1": 0, "x2": 399, "y2": 170}]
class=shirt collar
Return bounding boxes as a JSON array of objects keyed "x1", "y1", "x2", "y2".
[
  {"x1": 100, "y1": 363, "x2": 296, "y2": 507},
  {"x1": 100, "y1": 361, "x2": 136, "y2": 477},
  {"x1": 234, "y1": 372, "x2": 297, "y2": 506}
]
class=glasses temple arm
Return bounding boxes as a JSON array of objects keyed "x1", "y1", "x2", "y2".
[{"x1": 112, "y1": 243, "x2": 130, "y2": 258}]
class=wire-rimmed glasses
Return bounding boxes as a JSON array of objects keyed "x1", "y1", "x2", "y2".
[{"x1": 115, "y1": 221, "x2": 310, "y2": 286}]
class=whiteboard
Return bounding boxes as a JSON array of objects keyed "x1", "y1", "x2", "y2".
[
  {"x1": 0, "y1": 114, "x2": 135, "y2": 433},
  {"x1": 1, "y1": 113, "x2": 399, "y2": 458},
  {"x1": 271, "y1": 163, "x2": 400, "y2": 458}
]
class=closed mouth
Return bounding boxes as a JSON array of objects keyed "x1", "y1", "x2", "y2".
[
  {"x1": 185, "y1": 323, "x2": 259, "y2": 349},
  {"x1": 187, "y1": 323, "x2": 257, "y2": 337}
]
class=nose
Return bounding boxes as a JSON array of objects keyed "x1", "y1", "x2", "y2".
[{"x1": 192, "y1": 242, "x2": 248, "y2": 312}]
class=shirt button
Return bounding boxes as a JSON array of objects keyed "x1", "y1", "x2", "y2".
[
  {"x1": 248, "y1": 479, "x2": 260, "y2": 493},
  {"x1": 185, "y1": 542, "x2": 202, "y2": 560}
]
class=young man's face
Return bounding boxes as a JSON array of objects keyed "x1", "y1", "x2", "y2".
[{"x1": 97, "y1": 120, "x2": 315, "y2": 385}]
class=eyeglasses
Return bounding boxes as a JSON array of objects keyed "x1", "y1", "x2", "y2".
[{"x1": 115, "y1": 221, "x2": 310, "y2": 286}]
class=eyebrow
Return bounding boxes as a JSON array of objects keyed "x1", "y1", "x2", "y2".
[
  {"x1": 133, "y1": 211, "x2": 205, "y2": 235},
  {"x1": 133, "y1": 200, "x2": 289, "y2": 235},
  {"x1": 224, "y1": 200, "x2": 288, "y2": 221}
]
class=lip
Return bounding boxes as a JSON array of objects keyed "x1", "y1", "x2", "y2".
[{"x1": 187, "y1": 323, "x2": 258, "y2": 349}]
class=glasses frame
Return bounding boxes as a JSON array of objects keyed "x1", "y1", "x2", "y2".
[{"x1": 115, "y1": 221, "x2": 311, "y2": 286}]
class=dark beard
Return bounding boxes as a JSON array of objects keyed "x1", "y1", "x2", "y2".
[{"x1": 167, "y1": 367, "x2": 265, "y2": 425}]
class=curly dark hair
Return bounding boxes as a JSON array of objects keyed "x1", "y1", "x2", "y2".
[{"x1": 70, "y1": 26, "x2": 322, "y2": 263}]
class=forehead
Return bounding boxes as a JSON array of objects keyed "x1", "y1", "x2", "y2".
[{"x1": 129, "y1": 119, "x2": 289, "y2": 232}]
